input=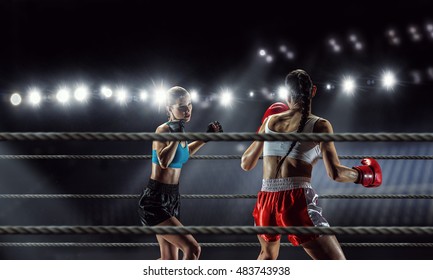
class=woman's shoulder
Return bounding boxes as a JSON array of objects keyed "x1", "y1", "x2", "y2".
[
  {"x1": 311, "y1": 115, "x2": 333, "y2": 133},
  {"x1": 309, "y1": 114, "x2": 328, "y2": 122},
  {"x1": 155, "y1": 123, "x2": 170, "y2": 133}
]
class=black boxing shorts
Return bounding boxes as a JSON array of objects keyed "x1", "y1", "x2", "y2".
[{"x1": 138, "y1": 179, "x2": 180, "y2": 226}]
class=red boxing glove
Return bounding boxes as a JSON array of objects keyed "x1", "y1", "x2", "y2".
[
  {"x1": 257, "y1": 102, "x2": 289, "y2": 132},
  {"x1": 261, "y1": 102, "x2": 289, "y2": 124},
  {"x1": 353, "y1": 158, "x2": 382, "y2": 188}
]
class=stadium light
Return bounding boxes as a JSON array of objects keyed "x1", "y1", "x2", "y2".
[
  {"x1": 74, "y1": 86, "x2": 89, "y2": 102},
  {"x1": 190, "y1": 90, "x2": 199, "y2": 102},
  {"x1": 382, "y1": 71, "x2": 397, "y2": 90},
  {"x1": 342, "y1": 77, "x2": 356, "y2": 94},
  {"x1": 277, "y1": 86, "x2": 288, "y2": 100},
  {"x1": 101, "y1": 86, "x2": 113, "y2": 98},
  {"x1": 153, "y1": 86, "x2": 167, "y2": 106},
  {"x1": 10, "y1": 93, "x2": 22, "y2": 106},
  {"x1": 220, "y1": 90, "x2": 233, "y2": 107},
  {"x1": 139, "y1": 90, "x2": 148, "y2": 101},
  {"x1": 56, "y1": 88, "x2": 70, "y2": 104},
  {"x1": 28, "y1": 89, "x2": 42, "y2": 106},
  {"x1": 265, "y1": 55, "x2": 273, "y2": 63},
  {"x1": 115, "y1": 87, "x2": 128, "y2": 104}
]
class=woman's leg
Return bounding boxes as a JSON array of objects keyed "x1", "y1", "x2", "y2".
[
  {"x1": 156, "y1": 234, "x2": 179, "y2": 260},
  {"x1": 156, "y1": 217, "x2": 201, "y2": 260},
  {"x1": 301, "y1": 235, "x2": 346, "y2": 260},
  {"x1": 257, "y1": 235, "x2": 280, "y2": 260}
]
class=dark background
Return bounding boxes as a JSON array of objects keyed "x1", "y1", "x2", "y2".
[{"x1": 0, "y1": 0, "x2": 432, "y2": 260}]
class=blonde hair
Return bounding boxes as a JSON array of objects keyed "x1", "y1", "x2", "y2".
[{"x1": 166, "y1": 86, "x2": 190, "y2": 106}]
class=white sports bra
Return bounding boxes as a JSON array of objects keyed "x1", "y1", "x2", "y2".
[{"x1": 263, "y1": 115, "x2": 322, "y2": 164}]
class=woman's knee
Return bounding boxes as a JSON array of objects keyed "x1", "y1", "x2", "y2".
[
  {"x1": 160, "y1": 249, "x2": 178, "y2": 260},
  {"x1": 259, "y1": 247, "x2": 279, "y2": 260},
  {"x1": 182, "y1": 242, "x2": 201, "y2": 260},
  {"x1": 301, "y1": 235, "x2": 346, "y2": 260}
]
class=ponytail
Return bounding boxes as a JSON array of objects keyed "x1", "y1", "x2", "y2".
[{"x1": 274, "y1": 70, "x2": 312, "y2": 177}]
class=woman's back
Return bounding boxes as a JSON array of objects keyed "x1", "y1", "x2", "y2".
[{"x1": 262, "y1": 111, "x2": 322, "y2": 179}]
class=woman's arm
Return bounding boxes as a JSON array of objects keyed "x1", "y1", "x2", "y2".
[
  {"x1": 188, "y1": 141, "x2": 206, "y2": 156},
  {"x1": 315, "y1": 119, "x2": 359, "y2": 183},
  {"x1": 153, "y1": 124, "x2": 179, "y2": 169},
  {"x1": 241, "y1": 141, "x2": 263, "y2": 171},
  {"x1": 188, "y1": 121, "x2": 223, "y2": 156},
  {"x1": 241, "y1": 122, "x2": 265, "y2": 171}
]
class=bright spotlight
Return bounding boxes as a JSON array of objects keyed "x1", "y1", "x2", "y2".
[
  {"x1": 101, "y1": 86, "x2": 113, "y2": 98},
  {"x1": 153, "y1": 87, "x2": 167, "y2": 106},
  {"x1": 382, "y1": 71, "x2": 396, "y2": 90},
  {"x1": 329, "y1": 38, "x2": 336, "y2": 45},
  {"x1": 28, "y1": 89, "x2": 42, "y2": 106},
  {"x1": 265, "y1": 55, "x2": 273, "y2": 63},
  {"x1": 249, "y1": 91, "x2": 254, "y2": 97},
  {"x1": 220, "y1": 90, "x2": 233, "y2": 107},
  {"x1": 190, "y1": 90, "x2": 199, "y2": 102},
  {"x1": 427, "y1": 23, "x2": 433, "y2": 32},
  {"x1": 115, "y1": 88, "x2": 128, "y2": 104},
  {"x1": 139, "y1": 90, "x2": 148, "y2": 101},
  {"x1": 279, "y1": 45, "x2": 287, "y2": 52},
  {"x1": 74, "y1": 86, "x2": 89, "y2": 102},
  {"x1": 326, "y1": 84, "x2": 332, "y2": 90},
  {"x1": 342, "y1": 77, "x2": 356, "y2": 94},
  {"x1": 277, "y1": 86, "x2": 288, "y2": 100},
  {"x1": 259, "y1": 49, "x2": 266, "y2": 56},
  {"x1": 10, "y1": 93, "x2": 22, "y2": 106},
  {"x1": 56, "y1": 88, "x2": 70, "y2": 104}
]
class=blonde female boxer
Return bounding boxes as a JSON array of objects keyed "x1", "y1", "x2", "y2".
[{"x1": 138, "y1": 86, "x2": 223, "y2": 260}]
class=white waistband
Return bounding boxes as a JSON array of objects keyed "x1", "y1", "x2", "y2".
[{"x1": 261, "y1": 177, "x2": 312, "y2": 192}]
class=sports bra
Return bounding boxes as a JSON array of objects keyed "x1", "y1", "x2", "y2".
[
  {"x1": 152, "y1": 122, "x2": 189, "y2": 168},
  {"x1": 152, "y1": 142, "x2": 189, "y2": 168},
  {"x1": 263, "y1": 115, "x2": 322, "y2": 164}
]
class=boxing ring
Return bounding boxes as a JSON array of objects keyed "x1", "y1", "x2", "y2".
[{"x1": 0, "y1": 132, "x2": 433, "y2": 258}]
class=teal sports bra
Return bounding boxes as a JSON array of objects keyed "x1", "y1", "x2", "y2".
[{"x1": 152, "y1": 142, "x2": 189, "y2": 168}]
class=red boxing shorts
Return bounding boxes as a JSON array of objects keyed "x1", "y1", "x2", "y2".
[{"x1": 252, "y1": 177, "x2": 329, "y2": 246}]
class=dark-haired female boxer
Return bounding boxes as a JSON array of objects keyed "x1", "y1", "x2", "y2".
[{"x1": 241, "y1": 69, "x2": 382, "y2": 260}]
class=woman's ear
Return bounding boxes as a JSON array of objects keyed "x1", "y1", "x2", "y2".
[{"x1": 311, "y1": 85, "x2": 317, "y2": 98}]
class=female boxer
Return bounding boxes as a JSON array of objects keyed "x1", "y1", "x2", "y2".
[
  {"x1": 241, "y1": 69, "x2": 382, "y2": 260},
  {"x1": 138, "y1": 86, "x2": 223, "y2": 260}
]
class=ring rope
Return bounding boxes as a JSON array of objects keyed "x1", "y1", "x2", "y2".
[
  {"x1": 0, "y1": 226, "x2": 432, "y2": 235},
  {"x1": 1, "y1": 132, "x2": 433, "y2": 142},
  {"x1": 0, "y1": 242, "x2": 431, "y2": 248},
  {"x1": 0, "y1": 194, "x2": 432, "y2": 199},
  {"x1": 0, "y1": 155, "x2": 431, "y2": 160}
]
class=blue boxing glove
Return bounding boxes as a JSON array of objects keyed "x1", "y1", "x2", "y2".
[{"x1": 167, "y1": 120, "x2": 185, "y2": 133}]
